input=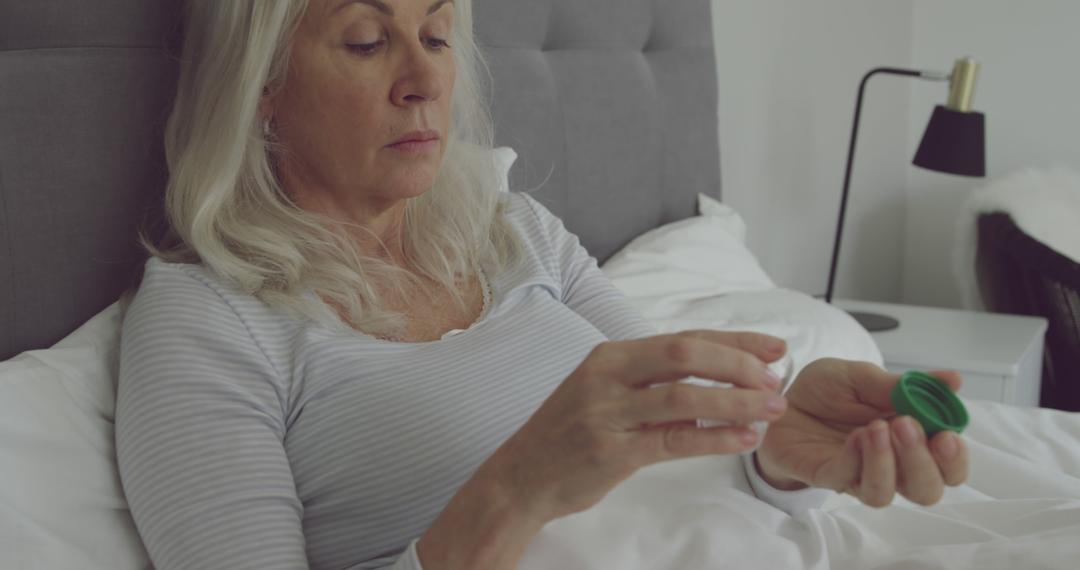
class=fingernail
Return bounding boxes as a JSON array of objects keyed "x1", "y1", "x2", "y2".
[
  {"x1": 937, "y1": 433, "x2": 958, "y2": 460},
  {"x1": 897, "y1": 417, "x2": 919, "y2": 447},
  {"x1": 763, "y1": 368, "x2": 782, "y2": 389},
  {"x1": 767, "y1": 339, "x2": 786, "y2": 355},
  {"x1": 766, "y1": 394, "x2": 786, "y2": 414},
  {"x1": 740, "y1": 429, "x2": 759, "y2": 445}
]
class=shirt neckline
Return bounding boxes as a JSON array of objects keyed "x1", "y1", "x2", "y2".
[
  {"x1": 307, "y1": 263, "x2": 498, "y2": 346},
  {"x1": 378, "y1": 263, "x2": 494, "y2": 344}
]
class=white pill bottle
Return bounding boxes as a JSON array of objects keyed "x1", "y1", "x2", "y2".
[{"x1": 685, "y1": 353, "x2": 795, "y2": 451}]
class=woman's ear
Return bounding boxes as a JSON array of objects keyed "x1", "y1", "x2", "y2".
[{"x1": 258, "y1": 87, "x2": 275, "y2": 124}]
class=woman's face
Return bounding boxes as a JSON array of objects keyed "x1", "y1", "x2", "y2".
[{"x1": 269, "y1": 0, "x2": 456, "y2": 216}]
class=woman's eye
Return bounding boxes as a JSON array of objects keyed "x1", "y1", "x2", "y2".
[
  {"x1": 425, "y1": 37, "x2": 451, "y2": 51},
  {"x1": 346, "y1": 40, "x2": 385, "y2": 55}
]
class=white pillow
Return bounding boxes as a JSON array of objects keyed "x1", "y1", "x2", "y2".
[
  {"x1": 601, "y1": 196, "x2": 883, "y2": 376},
  {"x1": 600, "y1": 193, "x2": 776, "y2": 305},
  {"x1": 492, "y1": 146, "x2": 518, "y2": 193},
  {"x1": 453, "y1": 142, "x2": 517, "y2": 194},
  {"x1": 696, "y1": 192, "x2": 749, "y2": 243},
  {"x1": 0, "y1": 301, "x2": 150, "y2": 570}
]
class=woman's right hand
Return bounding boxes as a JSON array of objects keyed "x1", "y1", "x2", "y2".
[{"x1": 484, "y1": 330, "x2": 790, "y2": 523}]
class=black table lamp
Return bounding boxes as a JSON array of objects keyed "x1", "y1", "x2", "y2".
[{"x1": 825, "y1": 57, "x2": 987, "y2": 332}]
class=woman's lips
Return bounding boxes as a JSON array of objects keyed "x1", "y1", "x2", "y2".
[
  {"x1": 386, "y1": 129, "x2": 440, "y2": 154},
  {"x1": 386, "y1": 138, "x2": 439, "y2": 154}
]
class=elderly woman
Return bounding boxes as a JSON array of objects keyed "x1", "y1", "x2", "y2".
[{"x1": 115, "y1": 1, "x2": 971, "y2": 569}]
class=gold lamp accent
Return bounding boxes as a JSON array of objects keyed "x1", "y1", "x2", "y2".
[{"x1": 947, "y1": 57, "x2": 980, "y2": 112}]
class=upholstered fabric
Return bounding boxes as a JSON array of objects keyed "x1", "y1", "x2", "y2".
[
  {"x1": 0, "y1": 0, "x2": 721, "y2": 362},
  {"x1": 977, "y1": 213, "x2": 1080, "y2": 411},
  {"x1": 476, "y1": 0, "x2": 720, "y2": 265},
  {"x1": 0, "y1": 0, "x2": 181, "y2": 361}
]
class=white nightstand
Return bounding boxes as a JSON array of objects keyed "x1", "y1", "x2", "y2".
[{"x1": 836, "y1": 299, "x2": 1048, "y2": 407}]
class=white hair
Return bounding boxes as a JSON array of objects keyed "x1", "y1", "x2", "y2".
[{"x1": 140, "y1": 0, "x2": 522, "y2": 338}]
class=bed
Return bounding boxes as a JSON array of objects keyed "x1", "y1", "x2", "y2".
[{"x1": 2, "y1": 1, "x2": 1079, "y2": 569}]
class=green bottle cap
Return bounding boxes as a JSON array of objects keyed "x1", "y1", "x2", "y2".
[{"x1": 890, "y1": 371, "x2": 969, "y2": 436}]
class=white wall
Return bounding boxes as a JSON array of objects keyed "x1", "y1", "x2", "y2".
[
  {"x1": 712, "y1": 0, "x2": 914, "y2": 301},
  {"x1": 902, "y1": 0, "x2": 1080, "y2": 308},
  {"x1": 712, "y1": 0, "x2": 1080, "y2": 308}
]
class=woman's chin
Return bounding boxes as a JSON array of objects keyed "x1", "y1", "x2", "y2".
[
  {"x1": 382, "y1": 176, "x2": 439, "y2": 201},
  {"x1": 380, "y1": 164, "x2": 442, "y2": 199}
]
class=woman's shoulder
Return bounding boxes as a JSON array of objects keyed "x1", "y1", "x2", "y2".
[
  {"x1": 129, "y1": 257, "x2": 274, "y2": 327},
  {"x1": 119, "y1": 259, "x2": 291, "y2": 407},
  {"x1": 501, "y1": 191, "x2": 563, "y2": 243},
  {"x1": 123, "y1": 257, "x2": 296, "y2": 377},
  {"x1": 502, "y1": 190, "x2": 548, "y2": 217},
  {"x1": 136, "y1": 257, "x2": 240, "y2": 303},
  {"x1": 501, "y1": 191, "x2": 587, "y2": 261}
]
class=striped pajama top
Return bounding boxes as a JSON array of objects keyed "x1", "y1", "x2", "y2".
[{"x1": 115, "y1": 192, "x2": 824, "y2": 570}]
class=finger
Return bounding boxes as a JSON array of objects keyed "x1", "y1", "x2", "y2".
[
  {"x1": 930, "y1": 431, "x2": 969, "y2": 487},
  {"x1": 927, "y1": 370, "x2": 964, "y2": 393},
  {"x1": 817, "y1": 427, "x2": 864, "y2": 493},
  {"x1": 606, "y1": 334, "x2": 780, "y2": 390},
  {"x1": 890, "y1": 416, "x2": 945, "y2": 506},
  {"x1": 858, "y1": 420, "x2": 897, "y2": 508},
  {"x1": 640, "y1": 423, "x2": 761, "y2": 461},
  {"x1": 678, "y1": 330, "x2": 787, "y2": 363},
  {"x1": 828, "y1": 361, "x2": 901, "y2": 411},
  {"x1": 625, "y1": 384, "x2": 787, "y2": 427},
  {"x1": 843, "y1": 367, "x2": 961, "y2": 414}
]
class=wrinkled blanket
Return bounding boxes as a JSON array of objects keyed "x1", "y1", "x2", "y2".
[{"x1": 519, "y1": 399, "x2": 1080, "y2": 569}]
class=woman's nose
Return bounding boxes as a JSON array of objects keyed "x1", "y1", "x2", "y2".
[{"x1": 389, "y1": 44, "x2": 444, "y2": 107}]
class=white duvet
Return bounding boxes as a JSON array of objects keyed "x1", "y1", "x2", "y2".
[
  {"x1": 514, "y1": 198, "x2": 1080, "y2": 569},
  {"x1": 518, "y1": 398, "x2": 1080, "y2": 570}
]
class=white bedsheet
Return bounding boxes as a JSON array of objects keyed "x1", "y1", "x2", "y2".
[
  {"x1": 530, "y1": 240, "x2": 1080, "y2": 569},
  {"x1": 518, "y1": 396, "x2": 1080, "y2": 570}
]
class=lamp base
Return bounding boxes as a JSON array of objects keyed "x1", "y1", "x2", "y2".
[{"x1": 847, "y1": 310, "x2": 900, "y2": 332}]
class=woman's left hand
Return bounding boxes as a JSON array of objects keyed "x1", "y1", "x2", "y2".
[{"x1": 754, "y1": 358, "x2": 970, "y2": 507}]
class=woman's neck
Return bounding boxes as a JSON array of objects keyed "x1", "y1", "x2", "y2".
[{"x1": 284, "y1": 178, "x2": 410, "y2": 265}]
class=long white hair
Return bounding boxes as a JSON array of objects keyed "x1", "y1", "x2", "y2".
[{"x1": 141, "y1": 0, "x2": 522, "y2": 337}]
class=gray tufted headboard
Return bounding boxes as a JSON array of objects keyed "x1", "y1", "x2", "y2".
[
  {"x1": 476, "y1": 0, "x2": 720, "y2": 263},
  {"x1": 0, "y1": 0, "x2": 719, "y2": 361},
  {"x1": 0, "y1": 1, "x2": 182, "y2": 361}
]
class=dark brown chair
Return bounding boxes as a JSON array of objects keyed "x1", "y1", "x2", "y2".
[{"x1": 976, "y1": 212, "x2": 1080, "y2": 411}]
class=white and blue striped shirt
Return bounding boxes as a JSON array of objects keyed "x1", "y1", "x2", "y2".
[{"x1": 116, "y1": 192, "x2": 822, "y2": 569}]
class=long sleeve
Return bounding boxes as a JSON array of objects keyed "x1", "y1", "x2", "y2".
[
  {"x1": 115, "y1": 263, "x2": 423, "y2": 570},
  {"x1": 743, "y1": 364, "x2": 833, "y2": 516},
  {"x1": 741, "y1": 453, "x2": 832, "y2": 516},
  {"x1": 517, "y1": 194, "x2": 831, "y2": 516},
  {"x1": 345, "y1": 540, "x2": 423, "y2": 570},
  {"x1": 519, "y1": 193, "x2": 658, "y2": 341}
]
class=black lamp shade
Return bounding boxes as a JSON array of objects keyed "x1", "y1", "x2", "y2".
[{"x1": 912, "y1": 105, "x2": 986, "y2": 177}]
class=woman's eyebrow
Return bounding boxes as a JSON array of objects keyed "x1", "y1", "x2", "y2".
[
  {"x1": 335, "y1": 0, "x2": 453, "y2": 17},
  {"x1": 425, "y1": 0, "x2": 453, "y2": 15}
]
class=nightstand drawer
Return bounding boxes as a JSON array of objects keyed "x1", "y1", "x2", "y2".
[
  {"x1": 838, "y1": 299, "x2": 1047, "y2": 407},
  {"x1": 883, "y1": 363, "x2": 1004, "y2": 403}
]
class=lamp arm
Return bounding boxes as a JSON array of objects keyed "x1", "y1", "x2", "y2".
[{"x1": 824, "y1": 67, "x2": 950, "y2": 304}]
